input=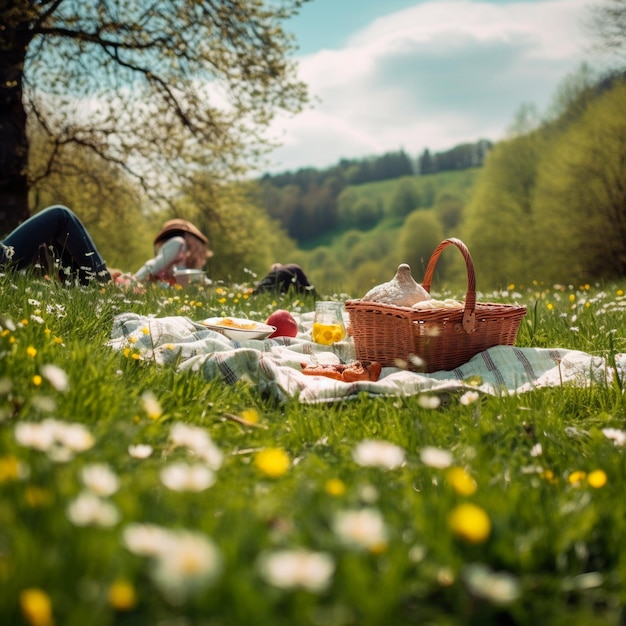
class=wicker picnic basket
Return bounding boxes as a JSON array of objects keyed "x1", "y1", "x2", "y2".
[{"x1": 345, "y1": 238, "x2": 527, "y2": 372}]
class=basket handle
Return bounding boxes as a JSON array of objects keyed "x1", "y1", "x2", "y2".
[{"x1": 421, "y1": 238, "x2": 476, "y2": 333}]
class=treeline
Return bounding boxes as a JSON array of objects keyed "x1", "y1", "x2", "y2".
[{"x1": 257, "y1": 140, "x2": 491, "y2": 243}]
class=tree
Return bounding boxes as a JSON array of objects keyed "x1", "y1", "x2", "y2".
[
  {"x1": 586, "y1": 0, "x2": 626, "y2": 60},
  {"x1": 532, "y1": 80, "x2": 626, "y2": 283},
  {"x1": 390, "y1": 180, "x2": 421, "y2": 219},
  {"x1": 0, "y1": 0, "x2": 310, "y2": 234}
]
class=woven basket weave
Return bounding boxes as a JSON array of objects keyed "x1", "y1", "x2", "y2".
[{"x1": 345, "y1": 238, "x2": 527, "y2": 372}]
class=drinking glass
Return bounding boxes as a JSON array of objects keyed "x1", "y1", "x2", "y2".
[{"x1": 312, "y1": 301, "x2": 346, "y2": 345}]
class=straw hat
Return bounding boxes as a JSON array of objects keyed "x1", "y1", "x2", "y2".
[{"x1": 154, "y1": 219, "x2": 209, "y2": 245}]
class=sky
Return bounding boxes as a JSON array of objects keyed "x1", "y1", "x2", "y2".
[{"x1": 261, "y1": 0, "x2": 603, "y2": 174}]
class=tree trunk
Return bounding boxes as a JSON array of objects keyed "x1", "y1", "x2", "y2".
[{"x1": 0, "y1": 21, "x2": 31, "y2": 235}]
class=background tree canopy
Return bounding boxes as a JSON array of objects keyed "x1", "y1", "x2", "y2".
[{"x1": 0, "y1": 0, "x2": 310, "y2": 233}]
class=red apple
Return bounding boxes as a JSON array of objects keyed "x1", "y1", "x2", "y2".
[{"x1": 266, "y1": 309, "x2": 299, "y2": 338}]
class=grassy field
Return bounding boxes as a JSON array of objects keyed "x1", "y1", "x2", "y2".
[{"x1": 2, "y1": 272, "x2": 626, "y2": 626}]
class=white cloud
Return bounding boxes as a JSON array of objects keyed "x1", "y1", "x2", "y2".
[{"x1": 264, "y1": 0, "x2": 594, "y2": 173}]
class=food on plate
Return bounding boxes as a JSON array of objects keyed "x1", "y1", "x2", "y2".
[
  {"x1": 266, "y1": 309, "x2": 299, "y2": 338},
  {"x1": 300, "y1": 360, "x2": 382, "y2": 382},
  {"x1": 214, "y1": 318, "x2": 257, "y2": 330},
  {"x1": 362, "y1": 264, "x2": 431, "y2": 307}
]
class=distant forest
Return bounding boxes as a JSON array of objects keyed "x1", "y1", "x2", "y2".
[{"x1": 257, "y1": 140, "x2": 492, "y2": 243}]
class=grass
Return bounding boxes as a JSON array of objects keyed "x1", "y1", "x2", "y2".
[{"x1": 2, "y1": 272, "x2": 626, "y2": 625}]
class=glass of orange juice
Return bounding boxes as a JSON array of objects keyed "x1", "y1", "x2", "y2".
[{"x1": 312, "y1": 301, "x2": 347, "y2": 345}]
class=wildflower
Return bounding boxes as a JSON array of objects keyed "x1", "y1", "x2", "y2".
[
  {"x1": 358, "y1": 484, "x2": 379, "y2": 503},
  {"x1": 123, "y1": 523, "x2": 171, "y2": 556},
  {"x1": 128, "y1": 444, "x2": 153, "y2": 459},
  {"x1": 19, "y1": 588, "x2": 53, "y2": 626},
  {"x1": 255, "y1": 447, "x2": 290, "y2": 478},
  {"x1": 602, "y1": 428, "x2": 626, "y2": 446},
  {"x1": 463, "y1": 563, "x2": 521, "y2": 605},
  {"x1": 417, "y1": 395, "x2": 441, "y2": 409},
  {"x1": 448, "y1": 503, "x2": 491, "y2": 543},
  {"x1": 568, "y1": 471, "x2": 586, "y2": 485},
  {"x1": 32, "y1": 375, "x2": 42, "y2": 387},
  {"x1": 257, "y1": 549, "x2": 335, "y2": 592},
  {"x1": 352, "y1": 440, "x2": 405, "y2": 470},
  {"x1": 107, "y1": 580, "x2": 137, "y2": 611},
  {"x1": 81, "y1": 463, "x2": 120, "y2": 497},
  {"x1": 445, "y1": 467, "x2": 477, "y2": 495},
  {"x1": 40, "y1": 364, "x2": 70, "y2": 392},
  {"x1": 587, "y1": 469, "x2": 607, "y2": 488},
  {"x1": 325, "y1": 478, "x2": 346, "y2": 496},
  {"x1": 241, "y1": 408, "x2": 260, "y2": 424},
  {"x1": 67, "y1": 492, "x2": 120, "y2": 527},
  {"x1": 169, "y1": 423, "x2": 223, "y2": 469},
  {"x1": 150, "y1": 531, "x2": 222, "y2": 601},
  {"x1": 333, "y1": 508, "x2": 388, "y2": 552},
  {"x1": 0, "y1": 455, "x2": 29, "y2": 482},
  {"x1": 26, "y1": 345, "x2": 37, "y2": 358},
  {"x1": 460, "y1": 390, "x2": 480, "y2": 405},
  {"x1": 25, "y1": 486, "x2": 52, "y2": 508},
  {"x1": 15, "y1": 421, "x2": 56, "y2": 451},
  {"x1": 530, "y1": 443, "x2": 542, "y2": 457},
  {"x1": 141, "y1": 390, "x2": 162, "y2": 420},
  {"x1": 420, "y1": 446, "x2": 453, "y2": 469},
  {"x1": 160, "y1": 462, "x2": 216, "y2": 491}
]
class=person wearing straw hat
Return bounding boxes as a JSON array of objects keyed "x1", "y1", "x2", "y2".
[{"x1": 129, "y1": 218, "x2": 213, "y2": 285}]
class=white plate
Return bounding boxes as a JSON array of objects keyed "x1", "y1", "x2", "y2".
[{"x1": 201, "y1": 317, "x2": 276, "y2": 340}]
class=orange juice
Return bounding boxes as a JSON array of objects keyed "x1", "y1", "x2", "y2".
[{"x1": 312, "y1": 322, "x2": 346, "y2": 345}]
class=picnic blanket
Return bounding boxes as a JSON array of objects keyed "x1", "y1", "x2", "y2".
[{"x1": 108, "y1": 312, "x2": 625, "y2": 404}]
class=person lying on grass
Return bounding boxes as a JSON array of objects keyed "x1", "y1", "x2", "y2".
[{"x1": 0, "y1": 205, "x2": 212, "y2": 286}]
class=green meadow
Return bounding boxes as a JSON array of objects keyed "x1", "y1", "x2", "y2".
[{"x1": 2, "y1": 273, "x2": 626, "y2": 626}]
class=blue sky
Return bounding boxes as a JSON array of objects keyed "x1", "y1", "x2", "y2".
[{"x1": 261, "y1": 0, "x2": 610, "y2": 174}]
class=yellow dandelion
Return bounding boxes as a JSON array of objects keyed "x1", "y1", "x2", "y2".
[
  {"x1": 0, "y1": 456, "x2": 21, "y2": 482},
  {"x1": 241, "y1": 408, "x2": 260, "y2": 424},
  {"x1": 540, "y1": 469, "x2": 557, "y2": 484},
  {"x1": 587, "y1": 469, "x2": 607, "y2": 488},
  {"x1": 131, "y1": 353, "x2": 141, "y2": 361},
  {"x1": 569, "y1": 294, "x2": 576, "y2": 303},
  {"x1": 508, "y1": 283, "x2": 515, "y2": 290},
  {"x1": 617, "y1": 289, "x2": 624, "y2": 297},
  {"x1": 325, "y1": 478, "x2": 346, "y2": 496},
  {"x1": 26, "y1": 346, "x2": 37, "y2": 358},
  {"x1": 141, "y1": 327, "x2": 150, "y2": 335},
  {"x1": 129, "y1": 337, "x2": 137, "y2": 344},
  {"x1": 32, "y1": 375, "x2": 42, "y2": 387},
  {"x1": 44, "y1": 328, "x2": 51, "y2": 336},
  {"x1": 218, "y1": 297, "x2": 226, "y2": 304},
  {"x1": 1, "y1": 329, "x2": 9, "y2": 337},
  {"x1": 21, "y1": 319, "x2": 29, "y2": 326},
  {"x1": 255, "y1": 448, "x2": 290, "y2": 478},
  {"x1": 123, "y1": 347, "x2": 131, "y2": 358},
  {"x1": 20, "y1": 588, "x2": 54, "y2": 626},
  {"x1": 107, "y1": 580, "x2": 137, "y2": 611},
  {"x1": 568, "y1": 470, "x2": 586, "y2": 485},
  {"x1": 24, "y1": 486, "x2": 52, "y2": 508},
  {"x1": 445, "y1": 467, "x2": 477, "y2": 495},
  {"x1": 448, "y1": 503, "x2": 491, "y2": 543},
  {"x1": 546, "y1": 303, "x2": 553, "y2": 311},
  {"x1": 53, "y1": 337, "x2": 63, "y2": 345}
]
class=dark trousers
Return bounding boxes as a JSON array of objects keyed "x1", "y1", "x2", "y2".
[{"x1": 0, "y1": 205, "x2": 110, "y2": 284}]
